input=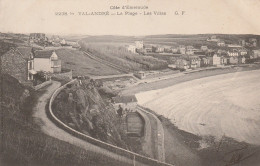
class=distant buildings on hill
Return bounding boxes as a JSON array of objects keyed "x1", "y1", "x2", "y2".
[
  {"x1": 28, "y1": 33, "x2": 80, "y2": 48},
  {"x1": 0, "y1": 46, "x2": 73, "y2": 86}
]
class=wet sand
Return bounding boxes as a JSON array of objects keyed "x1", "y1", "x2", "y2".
[{"x1": 136, "y1": 70, "x2": 260, "y2": 145}]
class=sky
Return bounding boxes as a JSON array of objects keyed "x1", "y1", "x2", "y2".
[{"x1": 0, "y1": 0, "x2": 260, "y2": 36}]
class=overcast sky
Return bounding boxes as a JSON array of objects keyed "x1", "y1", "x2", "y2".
[{"x1": 0, "y1": 0, "x2": 260, "y2": 36}]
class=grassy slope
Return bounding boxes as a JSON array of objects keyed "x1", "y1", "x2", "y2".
[
  {"x1": 0, "y1": 74, "x2": 130, "y2": 166},
  {"x1": 79, "y1": 41, "x2": 168, "y2": 71},
  {"x1": 55, "y1": 48, "x2": 121, "y2": 76}
]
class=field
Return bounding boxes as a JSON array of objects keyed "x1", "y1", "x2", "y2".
[
  {"x1": 55, "y1": 48, "x2": 121, "y2": 76},
  {"x1": 136, "y1": 70, "x2": 260, "y2": 145}
]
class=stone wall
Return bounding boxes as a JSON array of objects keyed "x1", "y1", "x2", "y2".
[
  {"x1": 33, "y1": 80, "x2": 52, "y2": 90},
  {"x1": 52, "y1": 70, "x2": 72, "y2": 80}
]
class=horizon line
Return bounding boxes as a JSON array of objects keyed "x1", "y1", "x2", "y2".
[{"x1": 1, "y1": 31, "x2": 260, "y2": 37}]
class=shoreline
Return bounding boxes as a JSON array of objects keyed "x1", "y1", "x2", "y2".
[
  {"x1": 123, "y1": 64, "x2": 260, "y2": 166},
  {"x1": 136, "y1": 69, "x2": 260, "y2": 144},
  {"x1": 121, "y1": 64, "x2": 260, "y2": 96}
]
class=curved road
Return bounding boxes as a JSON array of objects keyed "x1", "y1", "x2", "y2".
[{"x1": 32, "y1": 81, "x2": 146, "y2": 166}]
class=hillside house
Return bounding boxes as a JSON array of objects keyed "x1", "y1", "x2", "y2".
[
  {"x1": 171, "y1": 47, "x2": 178, "y2": 53},
  {"x1": 252, "y1": 50, "x2": 260, "y2": 58},
  {"x1": 229, "y1": 56, "x2": 239, "y2": 64},
  {"x1": 135, "y1": 41, "x2": 144, "y2": 49},
  {"x1": 1, "y1": 47, "x2": 35, "y2": 84},
  {"x1": 239, "y1": 40, "x2": 246, "y2": 46},
  {"x1": 179, "y1": 48, "x2": 186, "y2": 54},
  {"x1": 217, "y1": 49, "x2": 226, "y2": 54},
  {"x1": 208, "y1": 35, "x2": 219, "y2": 42},
  {"x1": 127, "y1": 45, "x2": 136, "y2": 53},
  {"x1": 213, "y1": 54, "x2": 222, "y2": 66},
  {"x1": 60, "y1": 39, "x2": 66, "y2": 45},
  {"x1": 186, "y1": 49, "x2": 194, "y2": 55},
  {"x1": 201, "y1": 46, "x2": 208, "y2": 51},
  {"x1": 249, "y1": 38, "x2": 257, "y2": 47},
  {"x1": 34, "y1": 50, "x2": 61, "y2": 73},
  {"x1": 239, "y1": 49, "x2": 247, "y2": 56},
  {"x1": 175, "y1": 59, "x2": 189, "y2": 70},
  {"x1": 178, "y1": 45, "x2": 186, "y2": 54},
  {"x1": 227, "y1": 44, "x2": 242, "y2": 48},
  {"x1": 134, "y1": 71, "x2": 146, "y2": 79},
  {"x1": 238, "y1": 56, "x2": 246, "y2": 64},
  {"x1": 227, "y1": 50, "x2": 239, "y2": 57},
  {"x1": 221, "y1": 56, "x2": 228, "y2": 65},
  {"x1": 155, "y1": 46, "x2": 165, "y2": 53},
  {"x1": 144, "y1": 45, "x2": 153, "y2": 53},
  {"x1": 201, "y1": 57, "x2": 211, "y2": 67},
  {"x1": 190, "y1": 57, "x2": 201, "y2": 68},
  {"x1": 217, "y1": 41, "x2": 225, "y2": 47},
  {"x1": 164, "y1": 46, "x2": 172, "y2": 53},
  {"x1": 186, "y1": 46, "x2": 194, "y2": 50},
  {"x1": 29, "y1": 33, "x2": 46, "y2": 41}
]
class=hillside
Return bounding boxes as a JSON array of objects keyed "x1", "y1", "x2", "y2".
[
  {"x1": 79, "y1": 41, "x2": 168, "y2": 71},
  {"x1": 0, "y1": 74, "x2": 131, "y2": 166},
  {"x1": 54, "y1": 48, "x2": 121, "y2": 76},
  {"x1": 52, "y1": 79, "x2": 143, "y2": 153}
]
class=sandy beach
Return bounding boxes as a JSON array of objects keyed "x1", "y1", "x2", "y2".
[{"x1": 136, "y1": 70, "x2": 260, "y2": 145}]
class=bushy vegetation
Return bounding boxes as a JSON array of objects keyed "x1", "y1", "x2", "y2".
[
  {"x1": 80, "y1": 41, "x2": 168, "y2": 71},
  {"x1": 52, "y1": 79, "x2": 146, "y2": 155},
  {"x1": 0, "y1": 74, "x2": 131, "y2": 166},
  {"x1": 0, "y1": 40, "x2": 17, "y2": 56},
  {"x1": 52, "y1": 79, "x2": 127, "y2": 147}
]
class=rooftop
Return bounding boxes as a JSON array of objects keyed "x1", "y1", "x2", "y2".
[
  {"x1": 16, "y1": 47, "x2": 32, "y2": 60},
  {"x1": 34, "y1": 50, "x2": 56, "y2": 58}
]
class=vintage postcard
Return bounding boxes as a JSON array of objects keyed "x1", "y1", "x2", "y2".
[{"x1": 1, "y1": 0, "x2": 260, "y2": 166}]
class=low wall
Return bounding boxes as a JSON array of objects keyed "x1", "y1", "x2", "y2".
[
  {"x1": 48, "y1": 79, "x2": 174, "y2": 166},
  {"x1": 33, "y1": 80, "x2": 52, "y2": 90},
  {"x1": 52, "y1": 70, "x2": 72, "y2": 80},
  {"x1": 137, "y1": 106, "x2": 166, "y2": 162},
  {"x1": 136, "y1": 109, "x2": 153, "y2": 158}
]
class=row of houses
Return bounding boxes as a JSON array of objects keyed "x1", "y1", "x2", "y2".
[
  {"x1": 208, "y1": 35, "x2": 258, "y2": 48},
  {"x1": 126, "y1": 40, "x2": 251, "y2": 56},
  {"x1": 169, "y1": 54, "x2": 246, "y2": 70},
  {"x1": 239, "y1": 38, "x2": 258, "y2": 47},
  {"x1": 1, "y1": 47, "x2": 62, "y2": 85}
]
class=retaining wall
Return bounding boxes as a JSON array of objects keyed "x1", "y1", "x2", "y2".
[
  {"x1": 48, "y1": 79, "x2": 174, "y2": 166},
  {"x1": 33, "y1": 80, "x2": 52, "y2": 90},
  {"x1": 52, "y1": 70, "x2": 72, "y2": 80},
  {"x1": 137, "y1": 106, "x2": 166, "y2": 162}
]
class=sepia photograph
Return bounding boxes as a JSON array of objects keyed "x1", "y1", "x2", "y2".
[{"x1": 0, "y1": 0, "x2": 260, "y2": 166}]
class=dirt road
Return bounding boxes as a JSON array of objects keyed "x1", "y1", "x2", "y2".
[{"x1": 32, "y1": 81, "x2": 144, "y2": 166}]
